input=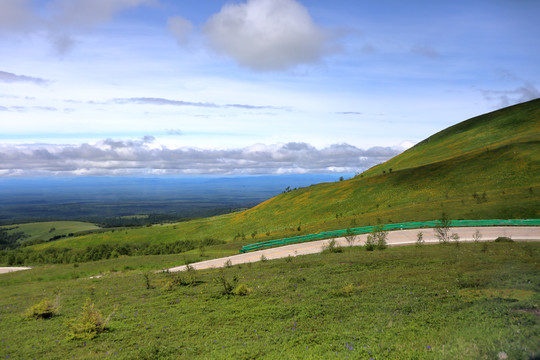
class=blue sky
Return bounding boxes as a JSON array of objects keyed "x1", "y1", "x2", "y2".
[{"x1": 0, "y1": 0, "x2": 538, "y2": 176}]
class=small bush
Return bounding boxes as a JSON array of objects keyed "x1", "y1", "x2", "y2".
[
  {"x1": 473, "y1": 229, "x2": 482, "y2": 242},
  {"x1": 342, "y1": 283, "x2": 355, "y2": 296},
  {"x1": 25, "y1": 298, "x2": 58, "y2": 319},
  {"x1": 365, "y1": 226, "x2": 388, "y2": 250},
  {"x1": 163, "y1": 270, "x2": 195, "y2": 291},
  {"x1": 233, "y1": 283, "x2": 252, "y2": 296},
  {"x1": 322, "y1": 239, "x2": 343, "y2": 253},
  {"x1": 143, "y1": 272, "x2": 152, "y2": 289},
  {"x1": 495, "y1": 237, "x2": 513, "y2": 243},
  {"x1": 416, "y1": 231, "x2": 424, "y2": 247},
  {"x1": 451, "y1": 233, "x2": 460, "y2": 246},
  {"x1": 345, "y1": 229, "x2": 356, "y2": 248},
  {"x1": 365, "y1": 235, "x2": 376, "y2": 251},
  {"x1": 214, "y1": 272, "x2": 239, "y2": 296},
  {"x1": 66, "y1": 298, "x2": 112, "y2": 340}
]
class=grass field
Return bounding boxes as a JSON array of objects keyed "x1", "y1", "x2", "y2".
[
  {"x1": 2, "y1": 221, "x2": 101, "y2": 246},
  {"x1": 1, "y1": 241, "x2": 538, "y2": 359},
  {"x1": 21, "y1": 99, "x2": 538, "y2": 257}
]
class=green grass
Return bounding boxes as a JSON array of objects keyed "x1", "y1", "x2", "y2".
[
  {"x1": 363, "y1": 98, "x2": 540, "y2": 176},
  {"x1": 22, "y1": 99, "x2": 539, "y2": 257},
  {"x1": 1, "y1": 242, "x2": 539, "y2": 359},
  {"x1": 3, "y1": 221, "x2": 101, "y2": 245}
]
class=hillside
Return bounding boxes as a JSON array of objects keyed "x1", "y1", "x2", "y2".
[
  {"x1": 363, "y1": 99, "x2": 540, "y2": 176},
  {"x1": 22, "y1": 99, "x2": 540, "y2": 257},
  {"x1": 2, "y1": 221, "x2": 100, "y2": 245}
]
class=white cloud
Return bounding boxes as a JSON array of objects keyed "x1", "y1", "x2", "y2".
[
  {"x1": 203, "y1": 0, "x2": 338, "y2": 71},
  {"x1": 48, "y1": 0, "x2": 156, "y2": 28},
  {"x1": 112, "y1": 97, "x2": 284, "y2": 110},
  {"x1": 0, "y1": 0, "x2": 38, "y2": 32},
  {"x1": 168, "y1": 16, "x2": 194, "y2": 46},
  {"x1": 0, "y1": 0, "x2": 155, "y2": 55},
  {"x1": 0, "y1": 71, "x2": 48, "y2": 85},
  {"x1": 480, "y1": 82, "x2": 540, "y2": 108},
  {"x1": 0, "y1": 139, "x2": 404, "y2": 176}
]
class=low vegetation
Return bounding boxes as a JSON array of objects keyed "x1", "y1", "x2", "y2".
[
  {"x1": 24, "y1": 297, "x2": 59, "y2": 320},
  {"x1": 0, "y1": 237, "x2": 225, "y2": 265},
  {"x1": 66, "y1": 298, "x2": 113, "y2": 340},
  {"x1": 0, "y1": 242, "x2": 538, "y2": 359}
]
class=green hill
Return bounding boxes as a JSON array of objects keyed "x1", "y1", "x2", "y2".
[
  {"x1": 363, "y1": 98, "x2": 540, "y2": 176},
  {"x1": 20, "y1": 99, "x2": 540, "y2": 258},
  {"x1": 1, "y1": 221, "x2": 100, "y2": 247}
]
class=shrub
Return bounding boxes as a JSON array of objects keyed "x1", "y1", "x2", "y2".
[
  {"x1": 365, "y1": 235, "x2": 376, "y2": 251},
  {"x1": 66, "y1": 298, "x2": 112, "y2": 340},
  {"x1": 342, "y1": 283, "x2": 355, "y2": 296},
  {"x1": 451, "y1": 233, "x2": 460, "y2": 246},
  {"x1": 214, "y1": 272, "x2": 239, "y2": 296},
  {"x1": 143, "y1": 272, "x2": 152, "y2": 289},
  {"x1": 366, "y1": 225, "x2": 388, "y2": 250},
  {"x1": 495, "y1": 237, "x2": 514, "y2": 243},
  {"x1": 25, "y1": 298, "x2": 58, "y2": 319},
  {"x1": 416, "y1": 231, "x2": 424, "y2": 247},
  {"x1": 434, "y1": 213, "x2": 451, "y2": 244},
  {"x1": 375, "y1": 230, "x2": 388, "y2": 250},
  {"x1": 233, "y1": 283, "x2": 252, "y2": 296},
  {"x1": 473, "y1": 229, "x2": 482, "y2": 242},
  {"x1": 163, "y1": 269, "x2": 195, "y2": 291},
  {"x1": 322, "y1": 239, "x2": 343, "y2": 253},
  {"x1": 344, "y1": 229, "x2": 356, "y2": 248}
]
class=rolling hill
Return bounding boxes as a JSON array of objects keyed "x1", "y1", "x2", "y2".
[{"x1": 23, "y1": 99, "x2": 540, "y2": 256}]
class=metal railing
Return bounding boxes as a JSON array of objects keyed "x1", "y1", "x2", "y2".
[{"x1": 239, "y1": 219, "x2": 540, "y2": 253}]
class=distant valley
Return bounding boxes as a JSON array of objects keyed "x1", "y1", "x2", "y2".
[{"x1": 0, "y1": 174, "x2": 351, "y2": 224}]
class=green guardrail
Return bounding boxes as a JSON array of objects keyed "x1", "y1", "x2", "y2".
[{"x1": 239, "y1": 219, "x2": 540, "y2": 253}]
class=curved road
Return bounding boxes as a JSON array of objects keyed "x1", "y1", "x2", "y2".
[
  {"x1": 0, "y1": 266, "x2": 32, "y2": 274},
  {"x1": 1, "y1": 226, "x2": 537, "y2": 275},
  {"x1": 167, "y1": 226, "x2": 539, "y2": 272}
]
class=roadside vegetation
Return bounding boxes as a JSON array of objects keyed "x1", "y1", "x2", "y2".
[{"x1": 1, "y1": 242, "x2": 538, "y2": 359}]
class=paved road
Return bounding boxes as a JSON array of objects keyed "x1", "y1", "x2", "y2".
[
  {"x1": 0, "y1": 266, "x2": 32, "y2": 274},
  {"x1": 167, "y1": 226, "x2": 540, "y2": 272}
]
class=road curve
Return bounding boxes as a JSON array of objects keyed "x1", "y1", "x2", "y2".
[{"x1": 166, "y1": 226, "x2": 540, "y2": 272}]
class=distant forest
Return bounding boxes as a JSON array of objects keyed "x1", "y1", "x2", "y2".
[{"x1": 0, "y1": 174, "x2": 348, "y2": 224}]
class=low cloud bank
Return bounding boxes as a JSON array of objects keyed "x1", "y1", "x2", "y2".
[
  {"x1": 0, "y1": 138, "x2": 404, "y2": 176},
  {"x1": 0, "y1": 70, "x2": 48, "y2": 85}
]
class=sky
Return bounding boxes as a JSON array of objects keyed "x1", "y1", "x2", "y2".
[{"x1": 0, "y1": 0, "x2": 539, "y2": 176}]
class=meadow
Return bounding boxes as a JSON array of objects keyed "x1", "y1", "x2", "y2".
[{"x1": 0, "y1": 241, "x2": 538, "y2": 359}]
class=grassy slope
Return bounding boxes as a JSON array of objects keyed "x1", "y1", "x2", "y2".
[
  {"x1": 33, "y1": 99, "x2": 540, "y2": 252},
  {"x1": 3, "y1": 221, "x2": 100, "y2": 245},
  {"x1": 363, "y1": 98, "x2": 540, "y2": 176},
  {"x1": 1, "y1": 242, "x2": 539, "y2": 359}
]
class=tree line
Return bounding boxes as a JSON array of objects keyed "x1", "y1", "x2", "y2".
[{"x1": 0, "y1": 237, "x2": 224, "y2": 265}]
